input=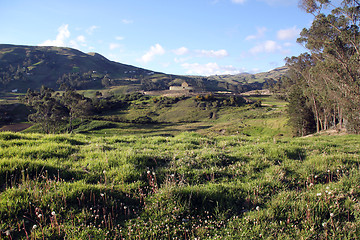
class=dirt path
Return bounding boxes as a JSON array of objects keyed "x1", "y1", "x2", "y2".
[{"x1": 0, "y1": 123, "x2": 33, "y2": 132}]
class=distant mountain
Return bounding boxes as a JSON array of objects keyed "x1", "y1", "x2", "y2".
[
  {"x1": 0, "y1": 44, "x2": 158, "y2": 91},
  {"x1": 207, "y1": 66, "x2": 288, "y2": 86},
  {"x1": 0, "y1": 44, "x2": 288, "y2": 93}
]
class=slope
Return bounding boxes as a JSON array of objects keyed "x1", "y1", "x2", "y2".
[{"x1": 0, "y1": 44, "x2": 156, "y2": 91}]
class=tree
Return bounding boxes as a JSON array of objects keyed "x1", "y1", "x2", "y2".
[
  {"x1": 23, "y1": 86, "x2": 69, "y2": 133},
  {"x1": 23, "y1": 86, "x2": 94, "y2": 133},
  {"x1": 285, "y1": 0, "x2": 360, "y2": 133},
  {"x1": 287, "y1": 86, "x2": 316, "y2": 136},
  {"x1": 61, "y1": 89, "x2": 93, "y2": 132}
]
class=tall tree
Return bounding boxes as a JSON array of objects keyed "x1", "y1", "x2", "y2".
[{"x1": 286, "y1": 0, "x2": 360, "y2": 133}]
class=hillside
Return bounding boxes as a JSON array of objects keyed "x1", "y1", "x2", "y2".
[
  {"x1": 208, "y1": 66, "x2": 288, "y2": 87},
  {"x1": 0, "y1": 44, "x2": 288, "y2": 93},
  {"x1": 0, "y1": 44, "x2": 157, "y2": 92}
]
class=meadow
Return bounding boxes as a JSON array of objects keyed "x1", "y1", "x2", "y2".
[{"x1": 1, "y1": 95, "x2": 360, "y2": 239}]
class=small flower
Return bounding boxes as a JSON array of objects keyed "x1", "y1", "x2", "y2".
[
  {"x1": 33, "y1": 224, "x2": 37, "y2": 229},
  {"x1": 317, "y1": 193, "x2": 322, "y2": 196},
  {"x1": 38, "y1": 214, "x2": 42, "y2": 218},
  {"x1": 100, "y1": 193, "x2": 105, "y2": 197},
  {"x1": 322, "y1": 222, "x2": 327, "y2": 227},
  {"x1": 51, "y1": 211, "x2": 56, "y2": 216},
  {"x1": 330, "y1": 213, "x2": 334, "y2": 217},
  {"x1": 256, "y1": 206, "x2": 260, "y2": 211},
  {"x1": 103, "y1": 170, "x2": 106, "y2": 174}
]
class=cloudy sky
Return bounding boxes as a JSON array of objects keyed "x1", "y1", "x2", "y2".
[{"x1": 0, "y1": 0, "x2": 313, "y2": 76}]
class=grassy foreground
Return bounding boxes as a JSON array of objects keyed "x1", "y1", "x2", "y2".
[{"x1": 1, "y1": 131, "x2": 360, "y2": 239}]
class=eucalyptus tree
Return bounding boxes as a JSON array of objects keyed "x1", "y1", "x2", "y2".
[{"x1": 286, "y1": 0, "x2": 360, "y2": 132}]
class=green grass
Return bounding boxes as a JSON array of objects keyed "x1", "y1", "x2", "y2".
[
  {"x1": 1, "y1": 131, "x2": 360, "y2": 239},
  {"x1": 85, "y1": 95, "x2": 290, "y2": 138},
  {"x1": 1, "y1": 94, "x2": 359, "y2": 239}
]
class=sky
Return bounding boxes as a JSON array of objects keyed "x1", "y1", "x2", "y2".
[{"x1": 0, "y1": 0, "x2": 314, "y2": 76}]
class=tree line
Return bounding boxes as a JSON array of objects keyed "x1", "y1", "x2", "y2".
[
  {"x1": 275, "y1": 0, "x2": 360, "y2": 136},
  {"x1": 21, "y1": 88, "x2": 160, "y2": 133}
]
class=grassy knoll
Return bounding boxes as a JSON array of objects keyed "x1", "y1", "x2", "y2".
[
  {"x1": 1, "y1": 130, "x2": 360, "y2": 239},
  {"x1": 57, "y1": 94, "x2": 290, "y2": 138}
]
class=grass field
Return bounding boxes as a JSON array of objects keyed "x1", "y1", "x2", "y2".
[
  {"x1": 1, "y1": 94, "x2": 359, "y2": 239},
  {"x1": 1, "y1": 131, "x2": 360, "y2": 239}
]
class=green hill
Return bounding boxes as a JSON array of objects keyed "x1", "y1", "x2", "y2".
[
  {"x1": 0, "y1": 44, "x2": 288, "y2": 93},
  {"x1": 0, "y1": 44, "x2": 157, "y2": 91}
]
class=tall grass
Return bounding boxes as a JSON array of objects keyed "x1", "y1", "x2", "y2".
[{"x1": 1, "y1": 132, "x2": 360, "y2": 239}]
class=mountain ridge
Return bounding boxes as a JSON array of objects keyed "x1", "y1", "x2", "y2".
[{"x1": 0, "y1": 44, "x2": 288, "y2": 93}]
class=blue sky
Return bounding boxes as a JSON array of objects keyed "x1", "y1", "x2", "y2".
[{"x1": 0, "y1": 0, "x2": 313, "y2": 76}]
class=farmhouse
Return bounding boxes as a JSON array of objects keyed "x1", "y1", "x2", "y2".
[{"x1": 169, "y1": 82, "x2": 194, "y2": 91}]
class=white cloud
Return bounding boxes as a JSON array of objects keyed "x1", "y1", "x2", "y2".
[
  {"x1": 69, "y1": 40, "x2": 78, "y2": 49},
  {"x1": 86, "y1": 25, "x2": 99, "y2": 35},
  {"x1": 231, "y1": 0, "x2": 246, "y2": 4},
  {"x1": 69, "y1": 35, "x2": 87, "y2": 49},
  {"x1": 77, "y1": 35, "x2": 86, "y2": 43},
  {"x1": 174, "y1": 57, "x2": 190, "y2": 63},
  {"x1": 249, "y1": 40, "x2": 285, "y2": 54},
  {"x1": 195, "y1": 49, "x2": 228, "y2": 58},
  {"x1": 277, "y1": 26, "x2": 301, "y2": 40},
  {"x1": 172, "y1": 47, "x2": 228, "y2": 58},
  {"x1": 181, "y1": 62, "x2": 242, "y2": 76},
  {"x1": 245, "y1": 27, "x2": 267, "y2": 41},
  {"x1": 115, "y1": 36, "x2": 124, "y2": 41},
  {"x1": 138, "y1": 43, "x2": 165, "y2": 64},
  {"x1": 109, "y1": 43, "x2": 121, "y2": 50},
  {"x1": 39, "y1": 24, "x2": 70, "y2": 47},
  {"x1": 122, "y1": 19, "x2": 133, "y2": 24},
  {"x1": 173, "y1": 47, "x2": 189, "y2": 55}
]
